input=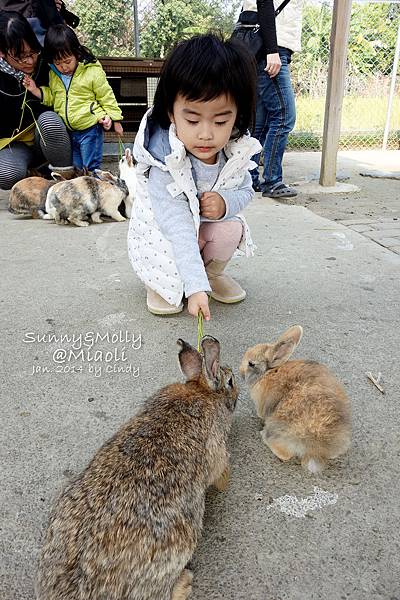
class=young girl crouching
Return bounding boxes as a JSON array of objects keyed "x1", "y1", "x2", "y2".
[{"x1": 128, "y1": 34, "x2": 261, "y2": 320}]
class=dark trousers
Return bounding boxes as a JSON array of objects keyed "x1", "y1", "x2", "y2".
[
  {"x1": 71, "y1": 124, "x2": 104, "y2": 171},
  {"x1": 0, "y1": 111, "x2": 72, "y2": 190}
]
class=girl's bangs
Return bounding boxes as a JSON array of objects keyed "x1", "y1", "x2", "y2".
[
  {"x1": 53, "y1": 47, "x2": 74, "y2": 61},
  {"x1": 181, "y1": 79, "x2": 229, "y2": 104}
]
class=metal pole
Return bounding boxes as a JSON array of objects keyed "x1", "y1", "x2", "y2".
[
  {"x1": 382, "y1": 21, "x2": 400, "y2": 151},
  {"x1": 133, "y1": 0, "x2": 140, "y2": 57}
]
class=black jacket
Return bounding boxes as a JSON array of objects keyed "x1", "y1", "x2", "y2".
[
  {"x1": 0, "y1": 0, "x2": 64, "y2": 28},
  {"x1": 0, "y1": 57, "x2": 49, "y2": 139}
]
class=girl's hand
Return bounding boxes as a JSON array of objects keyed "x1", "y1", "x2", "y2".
[
  {"x1": 99, "y1": 115, "x2": 112, "y2": 130},
  {"x1": 200, "y1": 192, "x2": 226, "y2": 220},
  {"x1": 265, "y1": 53, "x2": 281, "y2": 78},
  {"x1": 188, "y1": 292, "x2": 211, "y2": 321},
  {"x1": 113, "y1": 121, "x2": 124, "y2": 136},
  {"x1": 23, "y1": 75, "x2": 41, "y2": 97}
]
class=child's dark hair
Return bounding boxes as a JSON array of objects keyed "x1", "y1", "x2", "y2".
[
  {"x1": 152, "y1": 34, "x2": 257, "y2": 137},
  {"x1": 43, "y1": 24, "x2": 96, "y2": 64},
  {"x1": 0, "y1": 11, "x2": 41, "y2": 57}
]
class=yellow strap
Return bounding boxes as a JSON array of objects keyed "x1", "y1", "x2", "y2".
[
  {"x1": 0, "y1": 124, "x2": 35, "y2": 150},
  {"x1": 118, "y1": 137, "x2": 125, "y2": 160},
  {"x1": 1, "y1": 89, "x2": 45, "y2": 150},
  {"x1": 197, "y1": 310, "x2": 204, "y2": 352}
]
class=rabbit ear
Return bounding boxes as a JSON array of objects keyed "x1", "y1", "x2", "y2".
[
  {"x1": 268, "y1": 325, "x2": 303, "y2": 368},
  {"x1": 124, "y1": 147, "x2": 133, "y2": 167},
  {"x1": 201, "y1": 336, "x2": 221, "y2": 388},
  {"x1": 177, "y1": 339, "x2": 202, "y2": 381},
  {"x1": 94, "y1": 169, "x2": 116, "y2": 182}
]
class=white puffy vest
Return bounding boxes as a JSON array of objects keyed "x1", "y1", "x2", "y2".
[
  {"x1": 127, "y1": 110, "x2": 261, "y2": 306},
  {"x1": 242, "y1": 0, "x2": 303, "y2": 53}
]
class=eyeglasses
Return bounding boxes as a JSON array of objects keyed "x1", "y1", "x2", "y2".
[{"x1": 6, "y1": 50, "x2": 40, "y2": 64}]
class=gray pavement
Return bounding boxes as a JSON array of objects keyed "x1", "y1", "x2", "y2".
[
  {"x1": 282, "y1": 150, "x2": 400, "y2": 238},
  {"x1": 338, "y1": 217, "x2": 400, "y2": 255},
  {"x1": 288, "y1": 151, "x2": 400, "y2": 257},
  {"x1": 1, "y1": 154, "x2": 400, "y2": 600}
]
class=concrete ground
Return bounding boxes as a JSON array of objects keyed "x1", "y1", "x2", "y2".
[
  {"x1": 283, "y1": 149, "x2": 400, "y2": 219},
  {"x1": 280, "y1": 150, "x2": 400, "y2": 255},
  {"x1": 1, "y1": 150, "x2": 399, "y2": 600}
]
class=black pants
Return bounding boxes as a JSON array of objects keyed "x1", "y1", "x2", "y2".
[{"x1": 0, "y1": 111, "x2": 72, "y2": 190}]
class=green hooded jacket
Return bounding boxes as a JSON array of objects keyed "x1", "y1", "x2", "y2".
[{"x1": 40, "y1": 61, "x2": 122, "y2": 131}]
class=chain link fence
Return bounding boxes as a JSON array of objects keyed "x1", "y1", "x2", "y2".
[
  {"x1": 73, "y1": 0, "x2": 400, "y2": 150},
  {"x1": 289, "y1": 0, "x2": 400, "y2": 150}
]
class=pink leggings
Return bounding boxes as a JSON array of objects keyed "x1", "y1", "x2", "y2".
[{"x1": 198, "y1": 220, "x2": 243, "y2": 264}]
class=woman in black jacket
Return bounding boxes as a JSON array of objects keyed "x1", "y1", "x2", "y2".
[{"x1": 0, "y1": 11, "x2": 72, "y2": 189}]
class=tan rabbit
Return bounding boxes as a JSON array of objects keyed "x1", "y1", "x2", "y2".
[
  {"x1": 36, "y1": 336, "x2": 238, "y2": 600},
  {"x1": 240, "y1": 326, "x2": 351, "y2": 473}
]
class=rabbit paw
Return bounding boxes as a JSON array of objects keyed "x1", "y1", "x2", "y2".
[
  {"x1": 213, "y1": 466, "x2": 230, "y2": 491},
  {"x1": 261, "y1": 432, "x2": 294, "y2": 462},
  {"x1": 111, "y1": 212, "x2": 126, "y2": 222},
  {"x1": 171, "y1": 569, "x2": 193, "y2": 600},
  {"x1": 69, "y1": 218, "x2": 89, "y2": 227},
  {"x1": 91, "y1": 211, "x2": 103, "y2": 223}
]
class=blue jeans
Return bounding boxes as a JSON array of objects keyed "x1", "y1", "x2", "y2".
[
  {"x1": 71, "y1": 124, "x2": 103, "y2": 171},
  {"x1": 250, "y1": 47, "x2": 296, "y2": 191},
  {"x1": 27, "y1": 18, "x2": 46, "y2": 45}
]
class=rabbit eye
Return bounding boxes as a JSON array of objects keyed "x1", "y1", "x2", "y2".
[
  {"x1": 248, "y1": 361, "x2": 255, "y2": 368},
  {"x1": 227, "y1": 374, "x2": 234, "y2": 388}
]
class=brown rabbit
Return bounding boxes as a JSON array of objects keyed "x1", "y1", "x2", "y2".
[
  {"x1": 36, "y1": 336, "x2": 238, "y2": 600},
  {"x1": 240, "y1": 326, "x2": 351, "y2": 473}
]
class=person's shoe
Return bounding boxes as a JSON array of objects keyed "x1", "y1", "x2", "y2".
[
  {"x1": 146, "y1": 288, "x2": 183, "y2": 315},
  {"x1": 48, "y1": 164, "x2": 78, "y2": 180},
  {"x1": 262, "y1": 182, "x2": 298, "y2": 198},
  {"x1": 205, "y1": 259, "x2": 246, "y2": 303},
  {"x1": 252, "y1": 181, "x2": 262, "y2": 193}
]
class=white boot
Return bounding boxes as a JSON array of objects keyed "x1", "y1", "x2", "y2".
[
  {"x1": 146, "y1": 288, "x2": 183, "y2": 315},
  {"x1": 205, "y1": 259, "x2": 246, "y2": 303}
]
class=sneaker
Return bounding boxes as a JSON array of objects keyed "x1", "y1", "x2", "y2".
[{"x1": 262, "y1": 183, "x2": 298, "y2": 198}]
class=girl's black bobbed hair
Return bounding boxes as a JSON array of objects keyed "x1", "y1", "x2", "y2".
[{"x1": 151, "y1": 33, "x2": 257, "y2": 137}]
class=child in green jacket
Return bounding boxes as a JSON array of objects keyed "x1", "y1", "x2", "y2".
[{"x1": 24, "y1": 24, "x2": 123, "y2": 171}]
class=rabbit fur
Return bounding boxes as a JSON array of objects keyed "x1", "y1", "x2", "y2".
[
  {"x1": 118, "y1": 147, "x2": 136, "y2": 218},
  {"x1": 8, "y1": 167, "x2": 89, "y2": 219},
  {"x1": 240, "y1": 325, "x2": 351, "y2": 473},
  {"x1": 36, "y1": 336, "x2": 238, "y2": 600},
  {"x1": 44, "y1": 169, "x2": 129, "y2": 226}
]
